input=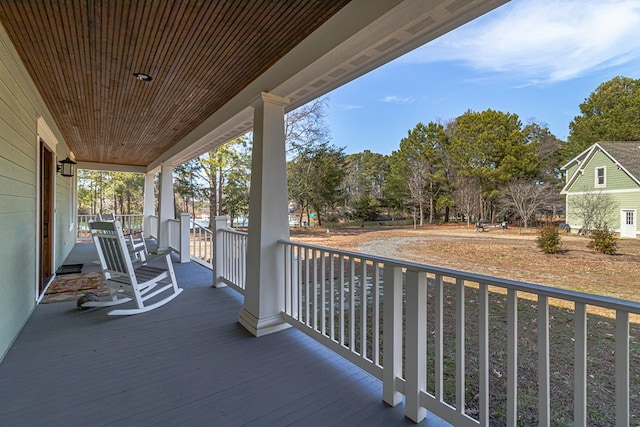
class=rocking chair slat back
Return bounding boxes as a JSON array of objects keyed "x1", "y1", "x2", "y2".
[{"x1": 91, "y1": 221, "x2": 135, "y2": 280}]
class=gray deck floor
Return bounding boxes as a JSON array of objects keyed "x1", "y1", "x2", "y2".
[{"x1": 0, "y1": 243, "x2": 448, "y2": 426}]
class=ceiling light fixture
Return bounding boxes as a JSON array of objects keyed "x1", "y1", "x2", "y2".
[{"x1": 133, "y1": 72, "x2": 152, "y2": 82}]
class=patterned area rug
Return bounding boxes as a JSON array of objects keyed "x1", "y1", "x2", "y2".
[{"x1": 42, "y1": 272, "x2": 109, "y2": 304}]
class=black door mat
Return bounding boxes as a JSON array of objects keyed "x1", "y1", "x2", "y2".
[{"x1": 55, "y1": 264, "x2": 83, "y2": 275}]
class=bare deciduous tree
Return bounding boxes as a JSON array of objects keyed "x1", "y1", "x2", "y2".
[
  {"x1": 570, "y1": 190, "x2": 617, "y2": 233},
  {"x1": 454, "y1": 175, "x2": 481, "y2": 226},
  {"x1": 501, "y1": 180, "x2": 553, "y2": 228},
  {"x1": 407, "y1": 157, "x2": 428, "y2": 228},
  {"x1": 285, "y1": 97, "x2": 330, "y2": 156}
]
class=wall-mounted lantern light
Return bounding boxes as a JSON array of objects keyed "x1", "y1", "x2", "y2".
[{"x1": 57, "y1": 156, "x2": 77, "y2": 177}]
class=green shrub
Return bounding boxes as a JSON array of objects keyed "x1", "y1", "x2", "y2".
[
  {"x1": 587, "y1": 226, "x2": 618, "y2": 255},
  {"x1": 536, "y1": 223, "x2": 562, "y2": 254}
]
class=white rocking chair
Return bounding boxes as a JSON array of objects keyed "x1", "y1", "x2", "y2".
[{"x1": 84, "y1": 220, "x2": 183, "y2": 315}]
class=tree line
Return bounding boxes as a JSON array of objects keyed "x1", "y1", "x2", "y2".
[{"x1": 77, "y1": 76, "x2": 640, "y2": 229}]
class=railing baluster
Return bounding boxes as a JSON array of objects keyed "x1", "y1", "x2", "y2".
[
  {"x1": 405, "y1": 269, "x2": 427, "y2": 423},
  {"x1": 372, "y1": 262, "x2": 380, "y2": 365},
  {"x1": 233, "y1": 233, "x2": 238, "y2": 284},
  {"x1": 538, "y1": 295, "x2": 550, "y2": 427},
  {"x1": 479, "y1": 283, "x2": 489, "y2": 426},
  {"x1": 297, "y1": 246, "x2": 303, "y2": 320},
  {"x1": 349, "y1": 256, "x2": 356, "y2": 352},
  {"x1": 236, "y1": 234, "x2": 240, "y2": 284},
  {"x1": 329, "y1": 251, "x2": 335, "y2": 341},
  {"x1": 574, "y1": 302, "x2": 587, "y2": 426},
  {"x1": 228, "y1": 233, "x2": 233, "y2": 282},
  {"x1": 360, "y1": 258, "x2": 367, "y2": 360},
  {"x1": 507, "y1": 289, "x2": 518, "y2": 426},
  {"x1": 230, "y1": 233, "x2": 234, "y2": 282},
  {"x1": 339, "y1": 254, "x2": 345, "y2": 346},
  {"x1": 305, "y1": 248, "x2": 310, "y2": 326},
  {"x1": 615, "y1": 310, "x2": 630, "y2": 427},
  {"x1": 383, "y1": 264, "x2": 402, "y2": 407},
  {"x1": 312, "y1": 248, "x2": 318, "y2": 331},
  {"x1": 456, "y1": 278, "x2": 466, "y2": 415},
  {"x1": 321, "y1": 249, "x2": 326, "y2": 336},
  {"x1": 241, "y1": 234, "x2": 246, "y2": 288},
  {"x1": 221, "y1": 232, "x2": 226, "y2": 279},
  {"x1": 434, "y1": 274, "x2": 444, "y2": 402},
  {"x1": 224, "y1": 232, "x2": 228, "y2": 282},
  {"x1": 289, "y1": 245, "x2": 297, "y2": 318},
  {"x1": 235, "y1": 234, "x2": 240, "y2": 284},
  {"x1": 284, "y1": 243, "x2": 291, "y2": 316}
]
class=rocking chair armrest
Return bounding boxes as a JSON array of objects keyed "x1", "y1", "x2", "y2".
[{"x1": 143, "y1": 250, "x2": 176, "y2": 265}]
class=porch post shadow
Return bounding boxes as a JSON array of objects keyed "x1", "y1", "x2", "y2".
[{"x1": 238, "y1": 92, "x2": 291, "y2": 337}]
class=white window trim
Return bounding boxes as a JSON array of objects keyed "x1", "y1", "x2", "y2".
[{"x1": 594, "y1": 166, "x2": 606, "y2": 188}]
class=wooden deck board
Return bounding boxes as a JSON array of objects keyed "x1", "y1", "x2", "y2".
[{"x1": 0, "y1": 245, "x2": 448, "y2": 426}]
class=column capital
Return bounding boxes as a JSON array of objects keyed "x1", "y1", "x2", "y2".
[{"x1": 250, "y1": 92, "x2": 290, "y2": 108}]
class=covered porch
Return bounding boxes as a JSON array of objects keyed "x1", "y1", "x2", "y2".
[
  {"x1": 1, "y1": 1, "x2": 637, "y2": 425},
  {"x1": 0, "y1": 242, "x2": 443, "y2": 426}
]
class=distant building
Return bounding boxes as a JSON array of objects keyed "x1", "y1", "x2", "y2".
[{"x1": 561, "y1": 142, "x2": 640, "y2": 238}]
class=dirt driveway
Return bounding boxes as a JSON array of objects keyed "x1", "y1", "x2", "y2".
[{"x1": 290, "y1": 223, "x2": 640, "y2": 302}]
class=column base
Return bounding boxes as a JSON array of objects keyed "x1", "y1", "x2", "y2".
[
  {"x1": 238, "y1": 307, "x2": 290, "y2": 337},
  {"x1": 212, "y1": 275, "x2": 227, "y2": 288}
]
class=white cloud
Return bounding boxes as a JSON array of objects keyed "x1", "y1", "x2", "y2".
[
  {"x1": 403, "y1": 0, "x2": 640, "y2": 84},
  {"x1": 382, "y1": 95, "x2": 415, "y2": 104},
  {"x1": 336, "y1": 103, "x2": 363, "y2": 111}
]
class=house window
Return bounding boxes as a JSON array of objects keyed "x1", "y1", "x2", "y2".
[
  {"x1": 626, "y1": 211, "x2": 634, "y2": 226},
  {"x1": 595, "y1": 166, "x2": 606, "y2": 187}
]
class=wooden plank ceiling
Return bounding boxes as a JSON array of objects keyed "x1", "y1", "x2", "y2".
[{"x1": 0, "y1": 1, "x2": 350, "y2": 167}]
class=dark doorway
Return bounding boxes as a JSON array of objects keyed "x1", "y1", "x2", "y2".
[{"x1": 39, "y1": 140, "x2": 54, "y2": 294}]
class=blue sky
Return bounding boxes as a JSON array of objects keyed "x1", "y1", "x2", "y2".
[{"x1": 325, "y1": 0, "x2": 640, "y2": 155}]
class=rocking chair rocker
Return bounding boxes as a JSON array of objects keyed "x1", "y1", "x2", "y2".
[{"x1": 84, "y1": 220, "x2": 183, "y2": 315}]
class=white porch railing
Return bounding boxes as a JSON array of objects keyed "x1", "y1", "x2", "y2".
[
  {"x1": 167, "y1": 218, "x2": 180, "y2": 252},
  {"x1": 77, "y1": 214, "x2": 143, "y2": 241},
  {"x1": 163, "y1": 213, "x2": 189, "y2": 263},
  {"x1": 214, "y1": 227, "x2": 247, "y2": 294},
  {"x1": 148, "y1": 215, "x2": 159, "y2": 239},
  {"x1": 190, "y1": 219, "x2": 214, "y2": 269},
  {"x1": 278, "y1": 239, "x2": 640, "y2": 426}
]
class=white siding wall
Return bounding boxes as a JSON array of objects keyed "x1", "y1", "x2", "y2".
[{"x1": 0, "y1": 22, "x2": 75, "y2": 360}]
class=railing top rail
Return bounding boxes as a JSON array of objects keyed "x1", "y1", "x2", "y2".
[
  {"x1": 279, "y1": 238, "x2": 640, "y2": 314},
  {"x1": 189, "y1": 219, "x2": 212, "y2": 232},
  {"x1": 220, "y1": 228, "x2": 248, "y2": 237}
]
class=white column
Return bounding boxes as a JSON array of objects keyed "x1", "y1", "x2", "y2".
[
  {"x1": 157, "y1": 163, "x2": 175, "y2": 251},
  {"x1": 178, "y1": 212, "x2": 191, "y2": 263},
  {"x1": 238, "y1": 92, "x2": 291, "y2": 337},
  {"x1": 213, "y1": 216, "x2": 228, "y2": 288},
  {"x1": 142, "y1": 171, "x2": 155, "y2": 236}
]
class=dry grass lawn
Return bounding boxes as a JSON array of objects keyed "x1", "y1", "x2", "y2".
[{"x1": 291, "y1": 222, "x2": 640, "y2": 302}]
